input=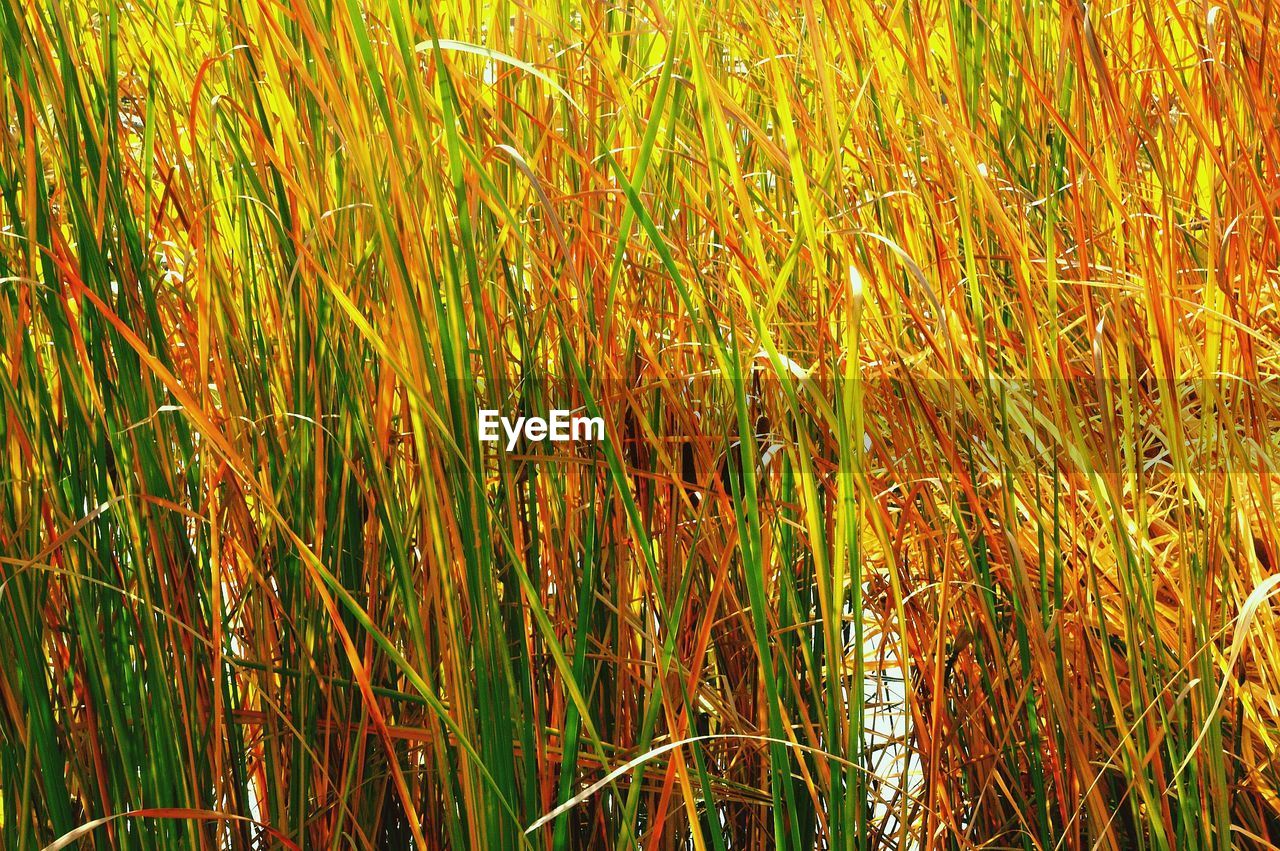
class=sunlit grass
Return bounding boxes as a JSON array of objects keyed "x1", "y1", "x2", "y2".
[{"x1": 2, "y1": 0, "x2": 1280, "y2": 848}]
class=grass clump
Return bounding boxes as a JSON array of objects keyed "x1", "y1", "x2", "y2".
[{"x1": 2, "y1": 0, "x2": 1280, "y2": 848}]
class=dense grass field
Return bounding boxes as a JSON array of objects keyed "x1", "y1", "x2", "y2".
[{"x1": 3, "y1": 0, "x2": 1280, "y2": 847}]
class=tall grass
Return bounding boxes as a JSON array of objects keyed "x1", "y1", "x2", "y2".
[{"x1": 2, "y1": 0, "x2": 1279, "y2": 847}]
